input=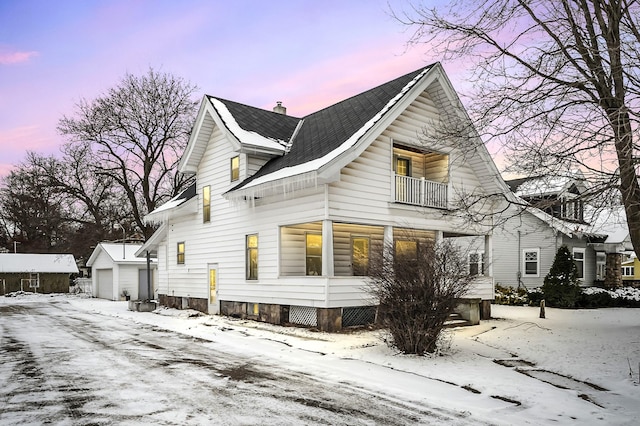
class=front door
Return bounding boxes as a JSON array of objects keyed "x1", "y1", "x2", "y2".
[{"x1": 208, "y1": 264, "x2": 219, "y2": 314}]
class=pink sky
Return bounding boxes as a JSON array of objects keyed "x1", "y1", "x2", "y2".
[{"x1": 0, "y1": 0, "x2": 479, "y2": 178}]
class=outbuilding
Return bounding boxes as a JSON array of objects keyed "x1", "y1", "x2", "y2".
[
  {"x1": 86, "y1": 243, "x2": 157, "y2": 301},
  {"x1": 0, "y1": 253, "x2": 79, "y2": 294}
]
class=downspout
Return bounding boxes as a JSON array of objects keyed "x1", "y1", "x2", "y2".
[
  {"x1": 517, "y1": 230, "x2": 522, "y2": 289},
  {"x1": 146, "y1": 250, "x2": 151, "y2": 301}
]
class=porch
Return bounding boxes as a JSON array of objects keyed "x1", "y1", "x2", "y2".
[{"x1": 392, "y1": 143, "x2": 449, "y2": 209}]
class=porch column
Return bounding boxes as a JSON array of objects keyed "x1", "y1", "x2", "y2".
[
  {"x1": 604, "y1": 252, "x2": 622, "y2": 289},
  {"x1": 383, "y1": 226, "x2": 394, "y2": 261},
  {"x1": 435, "y1": 230, "x2": 443, "y2": 244},
  {"x1": 322, "y1": 220, "x2": 334, "y2": 276},
  {"x1": 484, "y1": 234, "x2": 493, "y2": 277}
]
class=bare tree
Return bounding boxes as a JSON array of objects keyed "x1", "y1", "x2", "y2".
[
  {"x1": 25, "y1": 147, "x2": 128, "y2": 258},
  {"x1": 394, "y1": 1, "x2": 640, "y2": 254},
  {"x1": 0, "y1": 163, "x2": 69, "y2": 253},
  {"x1": 367, "y1": 239, "x2": 474, "y2": 355},
  {"x1": 58, "y1": 68, "x2": 198, "y2": 238}
]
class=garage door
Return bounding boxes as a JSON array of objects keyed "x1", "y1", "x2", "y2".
[{"x1": 96, "y1": 269, "x2": 114, "y2": 300}]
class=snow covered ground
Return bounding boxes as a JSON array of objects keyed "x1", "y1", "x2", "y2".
[{"x1": 2, "y1": 293, "x2": 640, "y2": 425}]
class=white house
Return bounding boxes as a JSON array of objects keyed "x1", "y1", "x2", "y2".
[
  {"x1": 140, "y1": 63, "x2": 512, "y2": 330},
  {"x1": 463, "y1": 174, "x2": 633, "y2": 290},
  {"x1": 87, "y1": 242, "x2": 157, "y2": 301}
]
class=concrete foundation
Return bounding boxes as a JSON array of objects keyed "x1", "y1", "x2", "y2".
[
  {"x1": 454, "y1": 298, "x2": 481, "y2": 325},
  {"x1": 128, "y1": 300, "x2": 158, "y2": 312}
]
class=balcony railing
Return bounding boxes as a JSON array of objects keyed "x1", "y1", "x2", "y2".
[{"x1": 394, "y1": 175, "x2": 448, "y2": 208}]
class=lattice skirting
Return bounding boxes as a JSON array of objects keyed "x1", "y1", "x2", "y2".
[{"x1": 289, "y1": 305, "x2": 318, "y2": 327}]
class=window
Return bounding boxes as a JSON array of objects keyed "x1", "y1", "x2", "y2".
[
  {"x1": 596, "y1": 252, "x2": 606, "y2": 280},
  {"x1": 351, "y1": 236, "x2": 370, "y2": 276},
  {"x1": 395, "y1": 240, "x2": 418, "y2": 262},
  {"x1": 203, "y1": 185, "x2": 210, "y2": 223},
  {"x1": 246, "y1": 234, "x2": 258, "y2": 280},
  {"x1": 573, "y1": 248, "x2": 585, "y2": 279},
  {"x1": 177, "y1": 242, "x2": 185, "y2": 264},
  {"x1": 395, "y1": 157, "x2": 411, "y2": 176},
  {"x1": 469, "y1": 251, "x2": 485, "y2": 275},
  {"x1": 305, "y1": 233, "x2": 322, "y2": 276},
  {"x1": 231, "y1": 156, "x2": 240, "y2": 181},
  {"x1": 622, "y1": 266, "x2": 635, "y2": 276},
  {"x1": 523, "y1": 248, "x2": 539, "y2": 277}
]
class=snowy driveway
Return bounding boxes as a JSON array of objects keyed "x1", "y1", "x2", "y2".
[
  {"x1": 1, "y1": 297, "x2": 477, "y2": 425},
  {"x1": 2, "y1": 295, "x2": 639, "y2": 425}
]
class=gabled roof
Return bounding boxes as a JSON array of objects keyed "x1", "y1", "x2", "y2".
[
  {"x1": 229, "y1": 66, "x2": 430, "y2": 192},
  {"x1": 506, "y1": 172, "x2": 587, "y2": 198},
  {"x1": 0, "y1": 253, "x2": 79, "y2": 274},
  {"x1": 86, "y1": 242, "x2": 154, "y2": 266}
]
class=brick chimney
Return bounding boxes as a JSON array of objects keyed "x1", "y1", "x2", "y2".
[{"x1": 273, "y1": 101, "x2": 286, "y2": 115}]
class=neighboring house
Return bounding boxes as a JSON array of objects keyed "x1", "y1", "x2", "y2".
[
  {"x1": 465, "y1": 174, "x2": 632, "y2": 290},
  {"x1": 621, "y1": 254, "x2": 640, "y2": 286},
  {"x1": 87, "y1": 242, "x2": 157, "y2": 301},
  {"x1": 0, "y1": 253, "x2": 79, "y2": 294},
  {"x1": 140, "y1": 63, "x2": 511, "y2": 331}
]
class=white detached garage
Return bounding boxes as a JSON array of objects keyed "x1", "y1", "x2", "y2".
[{"x1": 87, "y1": 243, "x2": 157, "y2": 301}]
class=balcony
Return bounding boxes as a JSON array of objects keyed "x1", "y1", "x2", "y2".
[{"x1": 394, "y1": 174, "x2": 448, "y2": 208}]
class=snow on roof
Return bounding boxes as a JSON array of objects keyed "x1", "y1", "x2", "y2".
[
  {"x1": 514, "y1": 176, "x2": 574, "y2": 197},
  {"x1": 211, "y1": 98, "x2": 288, "y2": 153},
  {"x1": 96, "y1": 243, "x2": 152, "y2": 263},
  {"x1": 584, "y1": 205, "x2": 630, "y2": 244},
  {"x1": 233, "y1": 66, "x2": 430, "y2": 192},
  {"x1": 0, "y1": 253, "x2": 79, "y2": 274},
  {"x1": 144, "y1": 183, "x2": 196, "y2": 224}
]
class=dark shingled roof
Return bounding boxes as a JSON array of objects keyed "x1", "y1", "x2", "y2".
[
  {"x1": 216, "y1": 65, "x2": 433, "y2": 191},
  {"x1": 504, "y1": 177, "x2": 534, "y2": 193},
  {"x1": 208, "y1": 96, "x2": 301, "y2": 148}
]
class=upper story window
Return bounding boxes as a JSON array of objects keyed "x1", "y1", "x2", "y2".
[
  {"x1": 573, "y1": 247, "x2": 585, "y2": 279},
  {"x1": 203, "y1": 185, "x2": 210, "y2": 223},
  {"x1": 231, "y1": 156, "x2": 240, "y2": 181},
  {"x1": 395, "y1": 157, "x2": 411, "y2": 177},
  {"x1": 305, "y1": 233, "x2": 322, "y2": 276},
  {"x1": 523, "y1": 248, "x2": 539, "y2": 277},
  {"x1": 246, "y1": 234, "x2": 258, "y2": 280},
  {"x1": 177, "y1": 242, "x2": 185, "y2": 265}
]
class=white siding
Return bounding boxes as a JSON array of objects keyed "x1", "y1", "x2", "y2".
[{"x1": 159, "y1": 84, "x2": 499, "y2": 307}]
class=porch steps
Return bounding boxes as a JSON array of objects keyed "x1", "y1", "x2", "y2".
[{"x1": 443, "y1": 312, "x2": 472, "y2": 328}]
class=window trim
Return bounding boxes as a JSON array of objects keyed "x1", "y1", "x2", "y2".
[
  {"x1": 203, "y1": 185, "x2": 211, "y2": 223},
  {"x1": 522, "y1": 248, "x2": 540, "y2": 277},
  {"x1": 246, "y1": 234, "x2": 258, "y2": 280},
  {"x1": 573, "y1": 247, "x2": 585, "y2": 280},
  {"x1": 177, "y1": 242, "x2": 185, "y2": 265},
  {"x1": 622, "y1": 265, "x2": 635, "y2": 277},
  {"x1": 230, "y1": 156, "x2": 240, "y2": 182}
]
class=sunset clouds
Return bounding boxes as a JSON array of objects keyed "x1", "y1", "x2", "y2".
[
  {"x1": 0, "y1": 48, "x2": 38, "y2": 65},
  {"x1": 0, "y1": 0, "x2": 450, "y2": 178}
]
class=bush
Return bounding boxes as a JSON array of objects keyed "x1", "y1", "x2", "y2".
[
  {"x1": 542, "y1": 246, "x2": 581, "y2": 308},
  {"x1": 367, "y1": 239, "x2": 474, "y2": 355},
  {"x1": 494, "y1": 284, "x2": 529, "y2": 305},
  {"x1": 576, "y1": 287, "x2": 640, "y2": 308}
]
